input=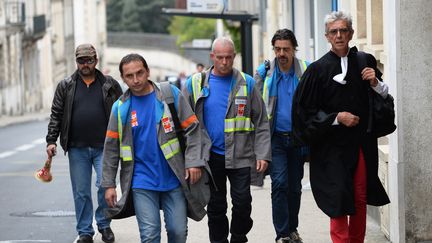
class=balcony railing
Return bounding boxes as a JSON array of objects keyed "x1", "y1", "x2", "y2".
[{"x1": 6, "y1": 1, "x2": 25, "y2": 25}]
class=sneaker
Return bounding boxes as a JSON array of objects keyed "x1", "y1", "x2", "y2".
[
  {"x1": 289, "y1": 231, "x2": 303, "y2": 243},
  {"x1": 276, "y1": 236, "x2": 293, "y2": 243}
]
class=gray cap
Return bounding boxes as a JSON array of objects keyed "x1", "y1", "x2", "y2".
[{"x1": 75, "y1": 44, "x2": 97, "y2": 58}]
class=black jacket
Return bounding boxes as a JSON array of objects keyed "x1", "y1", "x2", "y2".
[{"x1": 46, "y1": 69, "x2": 123, "y2": 152}]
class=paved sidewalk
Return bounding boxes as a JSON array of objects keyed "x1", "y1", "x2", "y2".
[
  {"x1": 91, "y1": 164, "x2": 390, "y2": 243},
  {"x1": 0, "y1": 112, "x2": 50, "y2": 128},
  {"x1": 0, "y1": 114, "x2": 389, "y2": 242}
]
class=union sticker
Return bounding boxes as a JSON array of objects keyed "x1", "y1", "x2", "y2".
[{"x1": 162, "y1": 116, "x2": 173, "y2": 133}]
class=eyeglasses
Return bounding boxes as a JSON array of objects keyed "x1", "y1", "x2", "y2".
[
  {"x1": 76, "y1": 58, "x2": 96, "y2": 65},
  {"x1": 273, "y1": 47, "x2": 292, "y2": 53},
  {"x1": 327, "y1": 28, "x2": 351, "y2": 36}
]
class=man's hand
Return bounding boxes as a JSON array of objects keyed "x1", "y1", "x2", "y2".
[
  {"x1": 337, "y1": 112, "x2": 360, "y2": 127},
  {"x1": 256, "y1": 160, "x2": 268, "y2": 173},
  {"x1": 46, "y1": 144, "x2": 57, "y2": 157},
  {"x1": 105, "y1": 187, "x2": 117, "y2": 208},
  {"x1": 185, "y1": 167, "x2": 202, "y2": 184},
  {"x1": 361, "y1": 67, "x2": 378, "y2": 87}
]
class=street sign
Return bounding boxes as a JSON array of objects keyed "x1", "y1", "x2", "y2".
[{"x1": 187, "y1": 0, "x2": 227, "y2": 13}]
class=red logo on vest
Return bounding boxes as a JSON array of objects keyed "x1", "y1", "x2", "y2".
[
  {"x1": 162, "y1": 116, "x2": 173, "y2": 133},
  {"x1": 131, "y1": 111, "x2": 138, "y2": 127},
  {"x1": 237, "y1": 104, "x2": 245, "y2": 117}
]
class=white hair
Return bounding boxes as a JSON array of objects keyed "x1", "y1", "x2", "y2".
[{"x1": 324, "y1": 10, "x2": 353, "y2": 33}]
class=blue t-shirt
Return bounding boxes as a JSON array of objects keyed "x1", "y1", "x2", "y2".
[
  {"x1": 275, "y1": 67, "x2": 296, "y2": 132},
  {"x1": 203, "y1": 73, "x2": 232, "y2": 155},
  {"x1": 130, "y1": 92, "x2": 179, "y2": 191}
]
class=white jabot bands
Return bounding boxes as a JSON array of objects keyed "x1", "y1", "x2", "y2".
[{"x1": 333, "y1": 56, "x2": 348, "y2": 85}]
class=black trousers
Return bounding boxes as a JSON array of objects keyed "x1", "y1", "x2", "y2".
[{"x1": 207, "y1": 152, "x2": 253, "y2": 243}]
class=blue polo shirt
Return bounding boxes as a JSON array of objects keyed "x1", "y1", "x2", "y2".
[
  {"x1": 203, "y1": 73, "x2": 232, "y2": 155},
  {"x1": 275, "y1": 66, "x2": 295, "y2": 132}
]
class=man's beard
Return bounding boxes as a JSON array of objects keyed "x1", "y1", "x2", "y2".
[{"x1": 79, "y1": 67, "x2": 94, "y2": 77}]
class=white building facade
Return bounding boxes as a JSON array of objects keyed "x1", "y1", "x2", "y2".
[{"x1": 0, "y1": 0, "x2": 108, "y2": 117}]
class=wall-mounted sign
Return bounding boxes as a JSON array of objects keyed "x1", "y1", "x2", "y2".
[{"x1": 187, "y1": 0, "x2": 227, "y2": 13}]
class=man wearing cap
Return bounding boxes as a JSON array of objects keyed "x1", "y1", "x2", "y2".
[{"x1": 46, "y1": 44, "x2": 123, "y2": 243}]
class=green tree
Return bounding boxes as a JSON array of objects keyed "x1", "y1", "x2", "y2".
[
  {"x1": 121, "y1": 0, "x2": 141, "y2": 32},
  {"x1": 106, "y1": 0, "x2": 124, "y2": 32},
  {"x1": 168, "y1": 16, "x2": 216, "y2": 46},
  {"x1": 223, "y1": 20, "x2": 241, "y2": 53},
  {"x1": 135, "y1": 0, "x2": 174, "y2": 33},
  {"x1": 106, "y1": 0, "x2": 174, "y2": 33}
]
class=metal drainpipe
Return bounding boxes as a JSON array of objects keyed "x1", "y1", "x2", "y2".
[
  {"x1": 258, "y1": 0, "x2": 266, "y2": 62},
  {"x1": 291, "y1": 0, "x2": 295, "y2": 33},
  {"x1": 332, "y1": 0, "x2": 338, "y2": 11}
]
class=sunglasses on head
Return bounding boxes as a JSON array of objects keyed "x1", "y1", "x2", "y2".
[{"x1": 76, "y1": 57, "x2": 96, "y2": 65}]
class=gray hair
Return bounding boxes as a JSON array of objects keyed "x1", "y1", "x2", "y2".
[
  {"x1": 324, "y1": 11, "x2": 353, "y2": 33},
  {"x1": 211, "y1": 37, "x2": 235, "y2": 53}
]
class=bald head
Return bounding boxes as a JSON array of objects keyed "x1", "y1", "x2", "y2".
[
  {"x1": 210, "y1": 37, "x2": 236, "y2": 76},
  {"x1": 211, "y1": 37, "x2": 235, "y2": 53}
]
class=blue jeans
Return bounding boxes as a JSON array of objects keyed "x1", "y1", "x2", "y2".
[
  {"x1": 270, "y1": 133, "x2": 304, "y2": 240},
  {"x1": 132, "y1": 187, "x2": 187, "y2": 243},
  {"x1": 68, "y1": 147, "x2": 111, "y2": 236}
]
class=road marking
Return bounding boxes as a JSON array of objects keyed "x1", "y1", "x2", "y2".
[
  {"x1": 15, "y1": 144, "x2": 36, "y2": 151},
  {"x1": 0, "y1": 241, "x2": 52, "y2": 243},
  {"x1": 0, "y1": 151, "x2": 17, "y2": 159},
  {"x1": 0, "y1": 138, "x2": 45, "y2": 159},
  {"x1": 32, "y1": 138, "x2": 45, "y2": 145}
]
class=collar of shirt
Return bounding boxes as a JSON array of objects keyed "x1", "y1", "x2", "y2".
[{"x1": 279, "y1": 65, "x2": 295, "y2": 82}]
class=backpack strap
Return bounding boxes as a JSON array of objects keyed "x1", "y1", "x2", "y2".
[
  {"x1": 356, "y1": 51, "x2": 368, "y2": 71},
  {"x1": 264, "y1": 59, "x2": 270, "y2": 77},
  {"x1": 160, "y1": 82, "x2": 186, "y2": 154},
  {"x1": 356, "y1": 51, "x2": 375, "y2": 133},
  {"x1": 200, "y1": 72, "x2": 206, "y2": 90}
]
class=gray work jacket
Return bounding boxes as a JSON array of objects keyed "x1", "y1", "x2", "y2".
[
  {"x1": 101, "y1": 82, "x2": 211, "y2": 221},
  {"x1": 183, "y1": 67, "x2": 271, "y2": 169}
]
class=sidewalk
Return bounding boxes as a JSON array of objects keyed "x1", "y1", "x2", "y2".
[
  {"x1": 0, "y1": 112, "x2": 50, "y2": 127},
  {"x1": 92, "y1": 164, "x2": 391, "y2": 243},
  {"x1": 0, "y1": 114, "x2": 389, "y2": 242}
]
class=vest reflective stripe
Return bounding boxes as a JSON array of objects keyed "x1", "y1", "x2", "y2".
[
  {"x1": 261, "y1": 60, "x2": 308, "y2": 120},
  {"x1": 236, "y1": 84, "x2": 247, "y2": 96},
  {"x1": 117, "y1": 101, "x2": 124, "y2": 158},
  {"x1": 121, "y1": 145, "x2": 132, "y2": 161},
  {"x1": 224, "y1": 117, "x2": 255, "y2": 132},
  {"x1": 300, "y1": 60, "x2": 307, "y2": 74},
  {"x1": 117, "y1": 100, "x2": 132, "y2": 161},
  {"x1": 262, "y1": 76, "x2": 272, "y2": 120},
  {"x1": 239, "y1": 72, "x2": 246, "y2": 84},
  {"x1": 106, "y1": 130, "x2": 119, "y2": 139},
  {"x1": 191, "y1": 73, "x2": 202, "y2": 103},
  {"x1": 191, "y1": 71, "x2": 248, "y2": 103},
  {"x1": 161, "y1": 138, "x2": 181, "y2": 159}
]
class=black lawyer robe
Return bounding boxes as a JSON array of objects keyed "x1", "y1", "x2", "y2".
[{"x1": 292, "y1": 47, "x2": 390, "y2": 218}]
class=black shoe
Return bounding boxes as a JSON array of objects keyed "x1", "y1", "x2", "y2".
[
  {"x1": 77, "y1": 235, "x2": 93, "y2": 243},
  {"x1": 289, "y1": 231, "x2": 303, "y2": 243},
  {"x1": 99, "y1": 227, "x2": 115, "y2": 243}
]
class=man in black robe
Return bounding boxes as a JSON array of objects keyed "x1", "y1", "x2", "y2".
[{"x1": 292, "y1": 11, "x2": 390, "y2": 243}]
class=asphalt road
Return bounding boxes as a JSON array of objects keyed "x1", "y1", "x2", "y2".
[{"x1": 0, "y1": 119, "x2": 77, "y2": 243}]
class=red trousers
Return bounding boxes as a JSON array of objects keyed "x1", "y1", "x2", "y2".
[{"x1": 330, "y1": 148, "x2": 367, "y2": 243}]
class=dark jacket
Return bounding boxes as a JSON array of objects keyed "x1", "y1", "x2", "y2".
[{"x1": 46, "y1": 69, "x2": 123, "y2": 152}]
